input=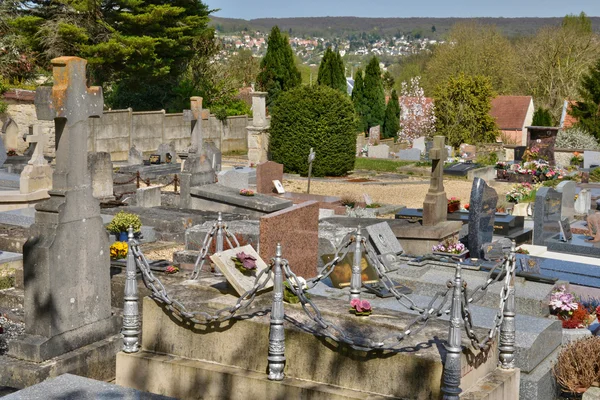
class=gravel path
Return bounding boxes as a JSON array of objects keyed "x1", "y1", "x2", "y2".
[{"x1": 283, "y1": 176, "x2": 511, "y2": 209}]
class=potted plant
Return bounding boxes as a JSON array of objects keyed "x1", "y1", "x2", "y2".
[
  {"x1": 349, "y1": 299, "x2": 372, "y2": 316},
  {"x1": 432, "y1": 239, "x2": 468, "y2": 260},
  {"x1": 570, "y1": 152, "x2": 584, "y2": 168},
  {"x1": 231, "y1": 251, "x2": 257, "y2": 275},
  {"x1": 447, "y1": 197, "x2": 461, "y2": 213},
  {"x1": 553, "y1": 336, "x2": 600, "y2": 399},
  {"x1": 106, "y1": 211, "x2": 142, "y2": 241},
  {"x1": 109, "y1": 242, "x2": 128, "y2": 259}
]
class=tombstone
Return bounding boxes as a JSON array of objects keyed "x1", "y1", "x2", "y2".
[
  {"x1": 368, "y1": 144, "x2": 390, "y2": 159},
  {"x1": 256, "y1": 161, "x2": 283, "y2": 194},
  {"x1": 396, "y1": 148, "x2": 421, "y2": 161},
  {"x1": 259, "y1": 201, "x2": 319, "y2": 279},
  {"x1": 558, "y1": 217, "x2": 573, "y2": 242},
  {"x1": 251, "y1": 92, "x2": 268, "y2": 128},
  {"x1": 204, "y1": 141, "x2": 221, "y2": 172},
  {"x1": 574, "y1": 189, "x2": 592, "y2": 215},
  {"x1": 365, "y1": 222, "x2": 403, "y2": 271},
  {"x1": 157, "y1": 143, "x2": 174, "y2": 164},
  {"x1": 247, "y1": 92, "x2": 269, "y2": 166},
  {"x1": 87, "y1": 152, "x2": 114, "y2": 200},
  {"x1": 217, "y1": 167, "x2": 256, "y2": 190},
  {"x1": 467, "y1": 178, "x2": 498, "y2": 258},
  {"x1": 459, "y1": 143, "x2": 477, "y2": 161},
  {"x1": 584, "y1": 150, "x2": 600, "y2": 169},
  {"x1": 8, "y1": 57, "x2": 119, "y2": 363},
  {"x1": 19, "y1": 125, "x2": 53, "y2": 194},
  {"x1": 189, "y1": 96, "x2": 203, "y2": 152},
  {"x1": 128, "y1": 146, "x2": 143, "y2": 165},
  {"x1": 424, "y1": 140, "x2": 433, "y2": 161},
  {"x1": 1, "y1": 118, "x2": 19, "y2": 153},
  {"x1": 179, "y1": 153, "x2": 216, "y2": 209},
  {"x1": 423, "y1": 136, "x2": 448, "y2": 226},
  {"x1": 514, "y1": 146, "x2": 527, "y2": 162},
  {"x1": 136, "y1": 186, "x2": 161, "y2": 208},
  {"x1": 533, "y1": 186, "x2": 563, "y2": 245},
  {"x1": 412, "y1": 137, "x2": 426, "y2": 154},
  {"x1": 210, "y1": 245, "x2": 273, "y2": 297},
  {"x1": 445, "y1": 145, "x2": 454, "y2": 160},
  {"x1": 368, "y1": 125, "x2": 381, "y2": 144},
  {"x1": 556, "y1": 180, "x2": 576, "y2": 222},
  {"x1": 526, "y1": 126, "x2": 559, "y2": 165}
]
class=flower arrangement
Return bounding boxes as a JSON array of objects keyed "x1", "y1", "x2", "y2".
[
  {"x1": 231, "y1": 251, "x2": 257, "y2": 274},
  {"x1": 495, "y1": 162, "x2": 509, "y2": 170},
  {"x1": 6, "y1": 149, "x2": 17, "y2": 157},
  {"x1": 448, "y1": 197, "x2": 460, "y2": 205},
  {"x1": 553, "y1": 337, "x2": 600, "y2": 396},
  {"x1": 165, "y1": 265, "x2": 179, "y2": 274},
  {"x1": 447, "y1": 197, "x2": 461, "y2": 213},
  {"x1": 107, "y1": 211, "x2": 142, "y2": 234},
  {"x1": 110, "y1": 242, "x2": 128, "y2": 259},
  {"x1": 239, "y1": 188, "x2": 255, "y2": 196},
  {"x1": 506, "y1": 182, "x2": 539, "y2": 203},
  {"x1": 433, "y1": 239, "x2": 466, "y2": 255},
  {"x1": 283, "y1": 277, "x2": 309, "y2": 304},
  {"x1": 522, "y1": 146, "x2": 541, "y2": 162},
  {"x1": 515, "y1": 248, "x2": 530, "y2": 255},
  {"x1": 350, "y1": 298, "x2": 372, "y2": 316},
  {"x1": 549, "y1": 286, "x2": 597, "y2": 328},
  {"x1": 570, "y1": 152, "x2": 584, "y2": 166}
]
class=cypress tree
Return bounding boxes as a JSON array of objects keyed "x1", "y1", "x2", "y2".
[
  {"x1": 569, "y1": 57, "x2": 600, "y2": 139},
  {"x1": 363, "y1": 56, "x2": 386, "y2": 131},
  {"x1": 317, "y1": 48, "x2": 346, "y2": 93},
  {"x1": 383, "y1": 89, "x2": 401, "y2": 139},
  {"x1": 352, "y1": 68, "x2": 368, "y2": 133},
  {"x1": 256, "y1": 26, "x2": 301, "y2": 106},
  {"x1": 532, "y1": 107, "x2": 554, "y2": 126}
]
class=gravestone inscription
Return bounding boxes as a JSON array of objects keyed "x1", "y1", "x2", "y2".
[
  {"x1": 558, "y1": 217, "x2": 572, "y2": 242},
  {"x1": 468, "y1": 178, "x2": 499, "y2": 258},
  {"x1": 533, "y1": 186, "x2": 562, "y2": 245}
]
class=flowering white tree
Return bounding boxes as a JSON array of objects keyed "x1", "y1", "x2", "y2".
[{"x1": 398, "y1": 76, "x2": 436, "y2": 142}]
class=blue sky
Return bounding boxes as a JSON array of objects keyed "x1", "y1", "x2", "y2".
[{"x1": 206, "y1": 0, "x2": 600, "y2": 19}]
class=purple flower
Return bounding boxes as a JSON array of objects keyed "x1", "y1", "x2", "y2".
[
  {"x1": 236, "y1": 252, "x2": 257, "y2": 270},
  {"x1": 350, "y1": 298, "x2": 372, "y2": 313}
]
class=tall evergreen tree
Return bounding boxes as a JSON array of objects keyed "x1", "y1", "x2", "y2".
[
  {"x1": 383, "y1": 89, "x2": 400, "y2": 139},
  {"x1": 532, "y1": 107, "x2": 554, "y2": 126},
  {"x1": 569, "y1": 58, "x2": 600, "y2": 140},
  {"x1": 256, "y1": 26, "x2": 301, "y2": 107},
  {"x1": 351, "y1": 68, "x2": 368, "y2": 133},
  {"x1": 317, "y1": 47, "x2": 346, "y2": 93},
  {"x1": 363, "y1": 56, "x2": 386, "y2": 131}
]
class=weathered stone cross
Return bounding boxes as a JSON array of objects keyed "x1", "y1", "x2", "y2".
[
  {"x1": 189, "y1": 96, "x2": 203, "y2": 152},
  {"x1": 35, "y1": 56, "x2": 102, "y2": 191},
  {"x1": 26, "y1": 125, "x2": 48, "y2": 166},
  {"x1": 423, "y1": 135, "x2": 449, "y2": 226}
]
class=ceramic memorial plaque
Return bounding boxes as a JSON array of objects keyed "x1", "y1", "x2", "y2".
[
  {"x1": 273, "y1": 180, "x2": 285, "y2": 194},
  {"x1": 149, "y1": 154, "x2": 161, "y2": 164},
  {"x1": 558, "y1": 217, "x2": 572, "y2": 242},
  {"x1": 210, "y1": 245, "x2": 273, "y2": 296}
]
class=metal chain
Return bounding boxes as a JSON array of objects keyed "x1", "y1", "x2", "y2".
[
  {"x1": 304, "y1": 237, "x2": 354, "y2": 289},
  {"x1": 114, "y1": 175, "x2": 137, "y2": 185},
  {"x1": 190, "y1": 221, "x2": 241, "y2": 280},
  {"x1": 130, "y1": 241, "x2": 271, "y2": 324}
]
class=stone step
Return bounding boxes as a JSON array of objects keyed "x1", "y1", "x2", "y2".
[
  {"x1": 117, "y1": 351, "x2": 392, "y2": 400},
  {"x1": 461, "y1": 368, "x2": 520, "y2": 400}
]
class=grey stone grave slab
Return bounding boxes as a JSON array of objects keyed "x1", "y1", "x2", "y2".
[
  {"x1": 365, "y1": 222, "x2": 403, "y2": 256},
  {"x1": 368, "y1": 144, "x2": 390, "y2": 159},
  {"x1": 157, "y1": 143, "x2": 175, "y2": 164},
  {"x1": 189, "y1": 183, "x2": 292, "y2": 213},
  {"x1": 209, "y1": 244, "x2": 273, "y2": 296},
  {"x1": 204, "y1": 141, "x2": 222, "y2": 172},
  {"x1": 412, "y1": 136, "x2": 426, "y2": 154},
  {"x1": 396, "y1": 148, "x2": 421, "y2": 161},
  {"x1": 516, "y1": 253, "x2": 600, "y2": 287},
  {"x1": 443, "y1": 162, "x2": 479, "y2": 176},
  {"x1": 533, "y1": 186, "x2": 562, "y2": 245},
  {"x1": 0, "y1": 170, "x2": 20, "y2": 189},
  {"x1": 584, "y1": 150, "x2": 600, "y2": 169},
  {"x1": 556, "y1": 180, "x2": 576, "y2": 222},
  {"x1": 217, "y1": 167, "x2": 256, "y2": 190},
  {"x1": 424, "y1": 140, "x2": 433, "y2": 161},
  {"x1": 468, "y1": 178, "x2": 498, "y2": 258},
  {"x1": 3, "y1": 373, "x2": 175, "y2": 400},
  {"x1": 368, "y1": 125, "x2": 380, "y2": 144},
  {"x1": 545, "y1": 233, "x2": 600, "y2": 260},
  {"x1": 575, "y1": 189, "x2": 592, "y2": 215},
  {"x1": 128, "y1": 146, "x2": 143, "y2": 165}
]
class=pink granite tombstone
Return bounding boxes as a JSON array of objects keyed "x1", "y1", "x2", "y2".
[
  {"x1": 256, "y1": 161, "x2": 283, "y2": 194},
  {"x1": 259, "y1": 200, "x2": 319, "y2": 278},
  {"x1": 368, "y1": 125, "x2": 381, "y2": 145}
]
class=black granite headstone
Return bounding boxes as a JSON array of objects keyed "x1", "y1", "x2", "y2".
[
  {"x1": 558, "y1": 217, "x2": 572, "y2": 242},
  {"x1": 533, "y1": 187, "x2": 562, "y2": 245},
  {"x1": 514, "y1": 146, "x2": 526, "y2": 162},
  {"x1": 468, "y1": 178, "x2": 498, "y2": 258},
  {"x1": 482, "y1": 238, "x2": 512, "y2": 261}
]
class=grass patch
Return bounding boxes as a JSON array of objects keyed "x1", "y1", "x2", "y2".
[
  {"x1": 222, "y1": 149, "x2": 248, "y2": 157},
  {"x1": 354, "y1": 158, "x2": 416, "y2": 172}
]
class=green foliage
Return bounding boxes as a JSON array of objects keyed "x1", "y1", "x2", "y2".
[
  {"x1": 363, "y1": 57, "x2": 386, "y2": 130},
  {"x1": 433, "y1": 74, "x2": 499, "y2": 147},
  {"x1": 475, "y1": 152, "x2": 499, "y2": 166},
  {"x1": 0, "y1": 100, "x2": 7, "y2": 114},
  {"x1": 269, "y1": 85, "x2": 356, "y2": 177},
  {"x1": 256, "y1": 26, "x2": 301, "y2": 107},
  {"x1": 570, "y1": 58, "x2": 600, "y2": 140},
  {"x1": 317, "y1": 47, "x2": 346, "y2": 93},
  {"x1": 383, "y1": 89, "x2": 400, "y2": 139},
  {"x1": 532, "y1": 107, "x2": 554, "y2": 126},
  {"x1": 591, "y1": 167, "x2": 600, "y2": 183},
  {"x1": 107, "y1": 211, "x2": 142, "y2": 233},
  {"x1": 351, "y1": 68, "x2": 367, "y2": 133},
  {"x1": 354, "y1": 158, "x2": 415, "y2": 172},
  {"x1": 211, "y1": 99, "x2": 252, "y2": 122},
  {"x1": 556, "y1": 127, "x2": 600, "y2": 150}
]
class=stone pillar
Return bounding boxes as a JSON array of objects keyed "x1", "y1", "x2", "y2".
[
  {"x1": 423, "y1": 136, "x2": 448, "y2": 227},
  {"x1": 247, "y1": 92, "x2": 269, "y2": 166},
  {"x1": 189, "y1": 96, "x2": 203, "y2": 153},
  {"x1": 19, "y1": 125, "x2": 53, "y2": 194}
]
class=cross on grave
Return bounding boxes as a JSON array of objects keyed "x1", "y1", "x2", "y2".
[
  {"x1": 26, "y1": 125, "x2": 48, "y2": 166},
  {"x1": 423, "y1": 136, "x2": 449, "y2": 226},
  {"x1": 35, "y1": 56, "x2": 103, "y2": 192},
  {"x1": 189, "y1": 96, "x2": 203, "y2": 152}
]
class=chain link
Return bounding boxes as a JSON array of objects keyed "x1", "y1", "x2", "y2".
[{"x1": 131, "y1": 241, "x2": 271, "y2": 324}]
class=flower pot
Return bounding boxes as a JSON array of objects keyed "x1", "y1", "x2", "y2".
[
  {"x1": 447, "y1": 203, "x2": 460, "y2": 213},
  {"x1": 118, "y1": 232, "x2": 128, "y2": 242},
  {"x1": 433, "y1": 250, "x2": 469, "y2": 261}
]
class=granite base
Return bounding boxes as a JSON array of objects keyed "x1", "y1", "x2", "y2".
[{"x1": 392, "y1": 221, "x2": 462, "y2": 256}]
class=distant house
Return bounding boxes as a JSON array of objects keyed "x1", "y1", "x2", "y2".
[
  {"x1": 560, "y1": 100, "x2": 578, "y2": 129},
  {"x1": 489, "y1": 96, "x2": 534, "y2": 145}
]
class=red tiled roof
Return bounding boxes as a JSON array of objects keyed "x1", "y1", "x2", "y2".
[
  {"x1": 2, "y1": 89, "x2": 35, "y2": 103},
  {"x1": 490, "y1": 96, "x2": 532, "y2": 130},
  {"x1": 398, "y1": 96, "x2": 434, "y2": 108},
  {"x1": 563, "y1": 100, "x2": 578, "y2": 129}
]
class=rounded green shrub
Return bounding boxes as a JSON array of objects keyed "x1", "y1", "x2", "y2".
[{"x1": 269, "y1": 85, "x2": 357, "y2": 177}]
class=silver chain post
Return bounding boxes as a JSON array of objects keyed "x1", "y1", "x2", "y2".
[
  {"x1": 499, "y1": 241, "x2": 517, "y2": 369},
  {"x1": 442, "y1": 265, "x2": 463, "y2": 400},
  {"x1": 122, "y1": 225, "x2": 140, "y2": 353},
  {"x1": 349, "y1": 225, "x2": 362, "y2": 301},
  {"x1": 268, "y1": 243, "x2": 286, "y2": 380}
]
